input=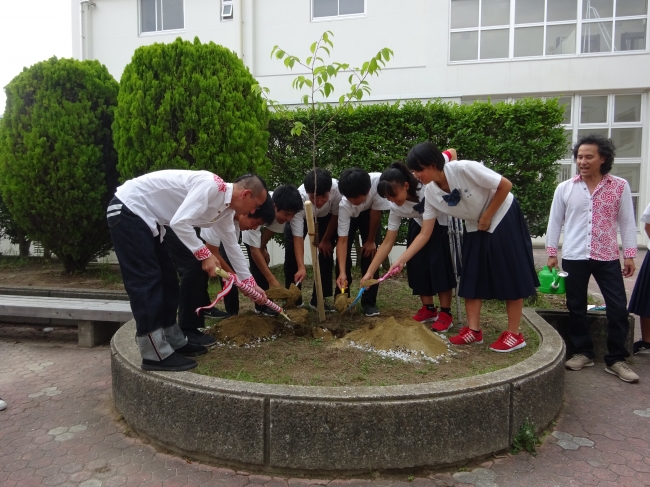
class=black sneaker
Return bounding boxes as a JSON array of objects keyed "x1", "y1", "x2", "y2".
[
  {"x1": 254, "y1": 306, "x2": 279, "y2": 317},
  {"x1": 203, "y1": 308, "x2": 230, "y2": 319},
  {"x1": 141, "y1": 352, "x2": 197, "y2": 372},
  {"x1": 633, "y1": 340, "x2": 650, "y2": 354},
  {"x1": 185, "y1": 328, "x2": 217, "y2": 347},
  {"x1": 175, "y1": 342, "x2": 208, "y2": 357},
  {"x1": 364, "y1": 305, "x2": 380, "y2": 317}
]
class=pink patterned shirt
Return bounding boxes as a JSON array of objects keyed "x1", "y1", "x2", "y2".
[{"x1": 545, "y1": 174, "x2": 637, "y2": 261}]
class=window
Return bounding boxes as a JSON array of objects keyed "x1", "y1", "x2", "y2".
[
  {"x1": 573, "y1": 93, "x2": 643, "y2": 218},
  {"x1": 313, "y1": 0, "x2": 364, "y2": 19},
  {"x1": 140, "y1": 0, "x2": 184, "y2": 33},
  {"x1": 222, "y1": 0, "x2": 233, "y2": 20},
  {"x1": 449, "y1": 0, "x2": 648, "y2": 62}
]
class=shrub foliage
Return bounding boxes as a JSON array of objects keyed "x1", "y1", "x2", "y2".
[
  {"x1": 267, "y1": 98, "x2": 566, "y2": 238},
  {"x1": 0, "y1": 57, "x2": 119, "y2": 272},
  {"x1": 113, "y1": 37, "x2": 270, "y2": 181}
]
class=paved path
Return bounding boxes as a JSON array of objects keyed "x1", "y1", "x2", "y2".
[{"x1": 1, "y1": 252, "x2": 649, "y2": 487}]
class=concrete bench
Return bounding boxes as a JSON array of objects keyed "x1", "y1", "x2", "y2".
[{"x1": 0, "y1": 295, "x2": 133, "y2": 347}]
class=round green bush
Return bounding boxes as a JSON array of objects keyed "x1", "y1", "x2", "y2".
[
  {"x1": 0, "y1": 57, "x2": 119, "y2": 272},
  {"x1": 113, "y1": 37, "x2": 270, "y2": 181}
]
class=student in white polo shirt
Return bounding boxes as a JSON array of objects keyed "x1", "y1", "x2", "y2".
[
  {"x1": 107, "y1": 171, "x2": 269, "y2": 372},
  {"x1": 240, "y1": 185, "x2": 303, "y2": 315},
  {"x1": 628, "y1": 201, "x2": 650, "y2": 356},
  {"x1": 284, "y1": 168, "x2": 342, "y2": 310},
  {"x1": 390, "y1": 142, "x2": 539, "y2": 353},
  {"x1": 335, "y1": 168, "x2": 391, "y2": 317}
]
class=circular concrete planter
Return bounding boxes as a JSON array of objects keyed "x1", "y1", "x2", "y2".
[{"x1": 111, "y1": 308, "x2": 565, "y2": 474}]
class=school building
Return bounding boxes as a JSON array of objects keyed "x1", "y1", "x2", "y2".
[{"x1": 70, "y1": 0, "x2": 650, "y2": 253}]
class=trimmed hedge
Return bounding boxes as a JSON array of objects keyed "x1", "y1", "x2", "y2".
[
  {"x1": 0, "y1": 57, "x2": 119, "y2": 272},
  {"x1": 113, "y1": 37, "x2": 270, "y2": 181},
  {"x1": 267, "y1": 98, "x2": 566, "y2": 238}
]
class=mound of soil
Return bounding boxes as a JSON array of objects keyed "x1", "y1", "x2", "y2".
[
  {"x1": 206, "y1": 314, "x2": 277, "y2": 346},
  {"x1": 266, "y1": 284, "x2": 302, "y2": 309},
  {"x1": 337, "y1": 316, "x2": 449, "y2": 360},
  {"x1": 334, "y1": 293, "x2": 355, "y2": 313}
]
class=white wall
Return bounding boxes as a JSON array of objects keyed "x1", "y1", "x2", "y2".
[{"x1": 71, "y1": 0, "x2": 650, "y2": 244}]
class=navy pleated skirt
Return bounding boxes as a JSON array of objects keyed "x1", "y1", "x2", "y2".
[
  {"x1": 458, "y1": 199, "x2": 539, "y2": 300},
  {"x1": 629, "y1": 251, "x2": 650, "y2": 317},
  {"x1": 406, "y1": 218, "x2": 456, "y2": 296}
]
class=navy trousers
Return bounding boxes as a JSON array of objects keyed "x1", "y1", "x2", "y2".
[
  {"x1": 108, "y1": 198, "x2": 179, "y2": 336},
  {"x1": 164, "y1": 226, "x2": 210, "y2": 331},
  {"x1": 283, "y1": 213, "x2": 339, "y2": 304},
  {"x1": 562, "y1": 258, "x2": 630, "y2": 366}
]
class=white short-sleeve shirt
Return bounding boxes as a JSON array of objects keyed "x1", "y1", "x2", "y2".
[
  {"x1": 290, "y1": 179, "x2": 342, "y2": 236},
  {"x1": 422, "y1": 160, "x2": 512, "y2": 233},
  {"x1": 386, "y1": 187, "x2": 449, "y2": 231},
  {"x1": 641, "y1": 203, "x2": 650, "y2": 250},
  {"x1": 338, "y1": 173, "x2": 391, "y2": 236}
]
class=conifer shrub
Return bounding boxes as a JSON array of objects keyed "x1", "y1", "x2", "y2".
[
  {"x1": 113, "y1": 37, "x2": 270, "y2": 181},
  {"x1": 0, "y1": 57, "x2": 119, "y2": 272}
]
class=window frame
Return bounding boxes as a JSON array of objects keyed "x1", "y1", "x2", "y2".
[
  {"x1": 448, "y1": 0, "x2": 649, "y2": 64},
  {"x1": 221, "y1": 0, "x2": 233, "y2": 21},
  {"x1": 311, "y1": 0, "x2": 366, "y2": 22},
  {"x1": 138, "y1": 0, "x2": 186, "y2": 36}
]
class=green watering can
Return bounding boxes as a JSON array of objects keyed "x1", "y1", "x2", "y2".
[{"x1": 537, "y1": 266, "x2": 568, "y2": 294}]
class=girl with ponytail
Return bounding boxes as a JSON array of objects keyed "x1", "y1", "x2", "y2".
[{"x1": 362, "y1": 155, "x2": 457, "y2": 331}]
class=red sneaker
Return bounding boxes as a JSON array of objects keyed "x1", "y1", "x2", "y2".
[
  {"x1": 431, "y1": 311, "x2": 453, "y2": 332},
  {"x1": 412, "y1": 305, "x2": 438, "y2": 323},
  {"x1": 489, "y1": 331, "x2": 526, "y2": 353},
  {"x1": 449, "y1": 326, "x2": 483, "y2": 345}
]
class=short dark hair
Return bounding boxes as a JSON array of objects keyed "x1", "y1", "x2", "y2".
[
  {"x1": 272, "y1": 185, "x2": 303, "y2": 214},
  {"x1": 406, "y1": 141, "x2": 446, "y2": 172},
  {"x1": 378, "y1": 161, "x2": 421, "y2": 200},
  {"x1": 573, "y1": 134, "x2": 616, "y2": 175},
  {"x1": 248, "y1": 193, "x2": 275, "y2": 225},
  {"x1": 338, "y1": 168, "x2": 371, "y2": 199},
  {"x1": 233, "y1": 173, "x2": 268, "y2": 197},
  {"x1": 303, "y1": 168, "x2": 333, "y2": 196}
]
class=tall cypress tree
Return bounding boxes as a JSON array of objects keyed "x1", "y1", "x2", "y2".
[
  {"x1": 0, "y1": 57, "x2": 119, "y2": 272},
  {"x1": 113, "y1": 37, "x2": 270, "y2": 181}
]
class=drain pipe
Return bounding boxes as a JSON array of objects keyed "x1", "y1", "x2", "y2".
[{"x1": 79, "y1": 0, "x2": 96, "y2": 61}]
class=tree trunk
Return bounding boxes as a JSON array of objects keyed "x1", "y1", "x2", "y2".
[{"x1": 16, "y1": 229, "x2": 31, "y2": 258}]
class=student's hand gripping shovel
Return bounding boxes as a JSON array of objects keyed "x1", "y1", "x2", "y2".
[{"x1": 343, "y1": 267, "x2": 402, "y2": 314}]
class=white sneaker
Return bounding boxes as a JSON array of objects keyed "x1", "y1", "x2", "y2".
[
  {"x1": 605, "y1": 362, "x2": 639, "y2": 383},
  {"x1": 0, "y1": 398, "x2": 7, "y2": 411},
  {"x1": 565, "y1": 354, "x2": 594, "y2": 371}
]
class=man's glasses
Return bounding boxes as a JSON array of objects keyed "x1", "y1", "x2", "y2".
[{"x1": 250, "y1": 193, "x2": 264, "y2": 210}]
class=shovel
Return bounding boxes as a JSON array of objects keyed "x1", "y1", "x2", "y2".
[
  {"x1": 196, "y1": 267, "x2": 293, "y2": 323},
  {"x1": 343, "y1": 267, "x2": 402, "y2": 314}
]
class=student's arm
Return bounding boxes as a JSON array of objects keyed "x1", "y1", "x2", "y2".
[
  {"x1": 250, "y1": 243, "x2": 281, "y2": 288},
  {"x1": 645, "y1": 223, "x2": 650, "y2": 240},
  {"x1": 260, "y1": 228, "x2": 275, "y2": 265},
  {"x1": 361, "y1": 209, "x2": 381, "y2": 257},
  {"x1": 388, "y1": 218, "x2": 435, "y2": 273},
  {"x1": 361, "y1": 229, "x2": 398, "y2": 283},
  {"x1": 206, "y1": 243, "x2": 235, "y2": 275},
  {"x1": 318, "y1": 215, "x2": 338, "y2": 257},
  {"x1": 292, "y1": 235, "x2": 307, "y2": 284},
  {"x1": 336, "y1": 235, "x2": 349, "y2": 290},
  {"x1": 477, "y1": 177, "x2": 512, "y2": 231}
]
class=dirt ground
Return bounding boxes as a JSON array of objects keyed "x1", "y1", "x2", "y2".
[{"x1": 0, "y1": 257, "x2": 125, "y2": 291}]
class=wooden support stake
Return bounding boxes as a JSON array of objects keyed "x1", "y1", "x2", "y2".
[{"x1": 304, "y1": 201, "x2": 326, "y2": 322}]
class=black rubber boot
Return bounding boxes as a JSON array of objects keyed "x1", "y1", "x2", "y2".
[{"x1": 141, "y1": 352, "x2": 197, "y2": 372}]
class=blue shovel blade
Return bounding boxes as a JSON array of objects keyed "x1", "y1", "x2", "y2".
[{"x1": 345, "y1": 287, "x2": 367, "y2": 312}]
